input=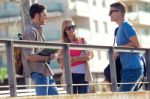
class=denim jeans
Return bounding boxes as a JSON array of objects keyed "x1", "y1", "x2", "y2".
[
  {"x1": 119, "y1": 67, "x2": 143, "y2": 92},
  {"x1": 31, "y1": 72, "x2": 59, "y2": 96},
  {"x1": 72, "y1": 73, "x2": 89, "y2": 94}
]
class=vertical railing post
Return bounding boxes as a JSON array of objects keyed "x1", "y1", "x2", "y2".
[
  {"x1": 145, "y1": 49, "x2": 150, "y2": 90},
  {"x1": 5, "y1": 41, "x2": 17, "y2": 97},
  {"x1": 63, "y1": 44, "x2": 73, "y2": 94},
  {"x1": 108, "y1": 47, "x2": 118, "y2": 92}
]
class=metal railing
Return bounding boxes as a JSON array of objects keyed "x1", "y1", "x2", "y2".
[{"x1": 0, "y1": 39, "x2": 150, "y2": 97}]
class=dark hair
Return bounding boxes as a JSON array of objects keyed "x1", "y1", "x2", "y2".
[
  {"x1": 29, "y1": 3, "x2": 46, "y2": 19},
  {"x1": 110, "y1": 2, "x2": 126, "y2": 16}
]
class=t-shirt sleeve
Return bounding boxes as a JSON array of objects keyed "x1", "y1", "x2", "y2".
[{"x1": 123, "y1": 23, "x2": 137, "y2": 38}]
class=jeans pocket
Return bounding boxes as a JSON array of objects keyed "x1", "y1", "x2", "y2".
[{"x1": 31, "y1": 72, "x2": 43, "y2": 81}]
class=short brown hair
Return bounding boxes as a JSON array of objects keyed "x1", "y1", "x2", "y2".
[
  {"x1": 29, "y1": 3, "x2": 46, "y2": 19},
  {"x1": 110, "y1": 2, "x2": 127, "y2": 16}
]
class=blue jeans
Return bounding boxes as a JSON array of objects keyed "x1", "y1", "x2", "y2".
[
  {"x1": 72, "y1": 73, "x2": 89, "y2": 94},
  {"x1": 119, "y1": 67, "x2": 143, "y2": 92},
  {"x1": 31, "y1": 72, "x2": 59, "y2": 96}
]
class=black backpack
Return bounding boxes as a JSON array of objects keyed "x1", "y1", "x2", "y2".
[{"x1": 104, "y1": 56, "x2": 121, "y2": 84}]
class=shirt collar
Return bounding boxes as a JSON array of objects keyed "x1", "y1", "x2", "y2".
[{"x1": 31, "y1": 22, "x2": 42, "y2": 31}]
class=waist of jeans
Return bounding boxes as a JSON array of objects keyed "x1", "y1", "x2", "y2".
[{"x1": 72, "y1": 73, "x2": 85, "y2": 76}]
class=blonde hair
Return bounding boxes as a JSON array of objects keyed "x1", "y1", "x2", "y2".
[{"x1": 61, "y1": 18, "x2": 78, "y2": 43}]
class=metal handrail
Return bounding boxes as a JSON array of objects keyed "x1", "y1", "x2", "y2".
[{"x1": 0, "y1": 40, "x2": 150, "y2": 97}]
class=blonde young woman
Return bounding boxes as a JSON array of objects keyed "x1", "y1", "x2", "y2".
[{"x1": 57, "y1": 18, "x2": 94, "y2": 94}]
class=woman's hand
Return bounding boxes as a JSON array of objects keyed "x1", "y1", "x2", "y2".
[
  {"x1": 57, "y1": 57, "x2": 64, "y2": 69},
  {"x1": 56, "y1": 51, "x2": 64, "y2": 69},
  {"x1": 71, "y1": 53, "x2": 90, "y2": 64},
  {"x1": 71, "y1": 56, "x2": 78, "y2": 64}
]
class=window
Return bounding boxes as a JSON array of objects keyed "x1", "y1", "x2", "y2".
[
  {"x1": 141, "y1": 28, "x2": 150, "y2": 35},
  {"x1": 93, "y1": 20, "x2": 99, "y2": 33},
  {"x1": 92, "y1": 0, "x2": 96, "y2": 6},
  {"x1": 145, "y1": 3, "x2": 150, "y2": 12},
  {"x1": 127, "y1": 5, "x2": 132, "y2": 12},
  {"x1": 102, "y1": 0, "x2": 106, "y2": 7},
  {"x1": 138, "y1": 2, "x2": 150, "y2": 12},
  {"x1": 103, "y1": 21, "x2": 108, "y2": 34},
  {"x1": 0, "y1": 27, "x2": 5, "y2": 38},
  {"x1": 106, "y1": 51, "x2": 109, "y2": 60},
  {"x1": 0, "y1": 26, "x2": 10, "y2": 39},
  {"x1": 97, "y1": 51, "x2": 101, "y2": 60}
]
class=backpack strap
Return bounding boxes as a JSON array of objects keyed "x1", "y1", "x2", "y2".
[
  {"x1": 113, "y1": 27, "x2": 119, "y2": 46},
  {"x1": 18, "y1": 33, "x2": 22, "y2": 40}
]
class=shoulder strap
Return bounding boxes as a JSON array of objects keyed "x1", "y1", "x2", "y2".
[
  {"x1": 113, "y1": 27, "x2": 119, "y2": 46},
  {"x1": 18, "y1": 33, "x2": 22, "y2": 40}
]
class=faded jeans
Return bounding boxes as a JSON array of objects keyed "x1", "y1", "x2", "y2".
[
  {"x1": 31, "y1": 72, "x2": 59, "y2": 96},
  {"x1": 119, "y1": 67, "x2": 143, "y2": 92}
]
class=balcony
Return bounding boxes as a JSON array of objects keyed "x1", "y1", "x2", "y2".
[
  {"x1": 46, "y1": 2, "x2": 63, "y2": 13},
  {"x1": 69, "y1": 1, "x2": 89, "y2": 17},
  {"x1": 38, "y1": 1, "x2": 63, "y2": 18},
  {"x1": 126, "y1": 11, "x2": 150, "y2": 26},
  {"x1": 0, "y1": 2, "x2": 63, "y2": 19},
  {"x1": 0, "y1": 2, "x2": 20, "y2": 18}
]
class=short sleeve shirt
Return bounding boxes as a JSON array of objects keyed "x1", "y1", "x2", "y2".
[
  {"x1": 116, "y1": 20, "x2": 143, "y2": 69},
  {"x1": 22, "y1": 22, "x2": 53, "y2": 77}
]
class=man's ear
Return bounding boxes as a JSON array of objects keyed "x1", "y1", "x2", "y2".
[{"x1": 34, "y1": 13, "x2": 39, "y2": 18}]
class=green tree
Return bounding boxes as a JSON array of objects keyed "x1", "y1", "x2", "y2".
[{"x1": 0, "y1": 67, "x2": 7, "y2": 83}]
